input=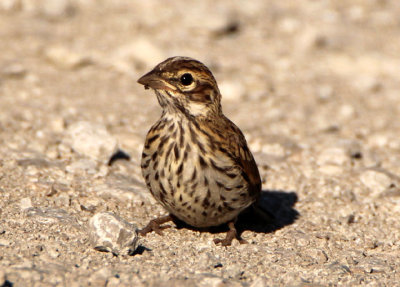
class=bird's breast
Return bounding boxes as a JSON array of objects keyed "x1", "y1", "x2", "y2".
[{"x1": 141, "y1": 116, "x2": 255, "y2": 227}]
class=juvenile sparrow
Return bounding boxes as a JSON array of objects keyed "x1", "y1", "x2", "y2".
[{"x1": 138, "y1": 56, "x2": 261, "y2": 246}]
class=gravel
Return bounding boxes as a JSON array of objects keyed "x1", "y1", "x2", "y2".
[{"x1": 0, "y1": 0, "x2": 399, "y2": 286}]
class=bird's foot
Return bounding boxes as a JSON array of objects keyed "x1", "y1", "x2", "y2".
[
  {"x1": 213, "y1": 221, "x2": 248, "y2": 246},
  {"x1": 138, "y1": 214, "x2": 174, "y2": 236}
]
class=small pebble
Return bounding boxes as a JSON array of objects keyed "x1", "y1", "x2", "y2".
[
  {"x1": 88, "y1": 212, "x2": 139, "y2": 255},
  {"x1": 110, "y1": 38, "x2": 165, "y2": 73},
  {"x1": 317, "y1": 147, "x2": 349, "y2": 166},
  {"x1": 40, "y1": 0, "x2": 74, "y2": 18},
  {"x1": 65, "y1": 159, "x2": 97, "y2": 174},
  {"x1": 0, "y1": 0, "x2": 19, "y2": 11},
  {"x1": 2, "y1": 63, "x2": 27, "y2": 78},
  {"x1": 219, "y1": 80, "x2": 245, "y2": 101},
  {"x1": 25, "y1": 207, "x2": 78, "y2": 226},
  {"x1": 360, "y1": 170, "x2": 392, "y2": 195},
  {"x1": 250, "y1": 277, "x2": 268, "y2": 287},
  {"x1": 19, "y1": 197, "x2": 33, "y2": 210},
  {"x1": 0, "y1": 270, "x2": 7, "y2": 286},
  {"x1": 45, "y1": 46, "x2": 91, "y2": 69},
  {"x1": 63, "y1": 121, "x2": 118, "y2": 163}
]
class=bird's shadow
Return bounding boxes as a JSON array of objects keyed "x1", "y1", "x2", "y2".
[
  {"x1": 237, "y1": 189, "x2": 299, "y2": 234},
  {"x1": 174, "y1": 190, "x2": 299, "y2": 237}
]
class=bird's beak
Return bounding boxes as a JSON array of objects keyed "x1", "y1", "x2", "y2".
[{"x1": 137, "y1": 69, "x2": 175, "y2": 91}]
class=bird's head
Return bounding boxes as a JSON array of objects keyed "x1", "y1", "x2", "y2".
[{"x1": 138, "y1": 56, "x2": 222, "y2": 117}]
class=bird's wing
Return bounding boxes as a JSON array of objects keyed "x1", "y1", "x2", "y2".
[{"x1": 208, "y1": 116, "x2": 262, "y2": 198}]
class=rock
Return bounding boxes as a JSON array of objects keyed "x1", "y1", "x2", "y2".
[
  {"x1": 19, "y1": 197, "x2": 33, "y2": 210},
  {"x1": 368, "y1": 133, "x2": 389, "y2": 148},
  {"x1": 316, "y1": 85, "x2": 333, "y2": 101},
  {"x1": 17, "y1": 157, "x2": 60, "y2": 168},
  {"x1": 360, "y1": 170, "x2": 392, "y2": 195},
  {"x1": 219, "y1": 80, "x2": 245, "y2": 101},
  {"x1": 249, "y1": 139, "x2": 262, "y2": 153},
  {"x1": 63, "y1": 121, "x2": 118, "y2": 163},
  {"x1": 110, "y1": 38, "x2": 165, "y2": 73},
  {"x1": 0, "y1": 269, "x2": 6, "y2": 286},
  {"x1": 197, "y1": 15, "x2": 231, "y2": 34},
  {"x1": 317, "y1": 147, "x2": 349, "y2": 166},
  {"x1": 250, "y1": 135, "x2": 298, "y2": 160},
  {"x1": 261, "y1": 143, "x2": 286, "y2": 158},
  {"x1": 307, "y1": 248, "x2": 329, "y2": 264},
  {"x1": 196, "y1": 275, "x2": 240, "y2": 287},
  {"x1": 25, "y1": 207, "x2": 78, "y2": 226},
  {"x1": 20, "y1": 0, "x2": 74, "y2": 17},
  {"x1": 106, "y1": 277, "x2": 121, "y2": 287},
  {"x1": 1, "y1": 63, "x2": 27, "y2": 78},
  {"x1": 94, "y1": 183, "x2": 152, "y2": 204},
  {"x1": 279, "y1": 17, "x2": 300, "y2": 34},
  {"x1": 0, "y1": 0, "x2": 20, "y2": 11},
  {"x1": 212, "y1": 20, "x2": 241, "y2": 38},
  {"x1": 65, "y1": 159, "x2": 98, "y2": 174},
  {"x1": 318, "y1": 164, "x2": 344, "y2": 175},
  {"x1": 53, "y1": 193, "x2": 70, "y2": 207},
  {"x1": 93, "y1": 173, "x2": 152, "y2": 204},
  {"x1": 24, "y1": 165, "x2": 38, "y2": 177},
  {"x1": 338, "y1": 104, "x2": 355, "y2": 120},
  {"x1": 79, "y1": 197, "x2": 103, "y2": 212},
  {"x1": 50, "y1": 116, "x2": 65, "y2": 133},
  {"x1": 353, "y1": 76, "x2": 382, "y2": 93},
  {"x1": 88, "y1": 212, "x2": 139, "y2": 255},
  {"x1": 152, "y1": 274, "x2": 241, "y2": 287},
  {"x1": 45, "y1": 46, "x2": 91, "y2": 69},
  {"x1": 356, "y1": 257, "x2": 393, "y2": 274},
  {"x1": 39, "y1": 0, "x2": 74, "y2": 18},
  {"x1": 88, "y1": 267, "x2": 112, "y2": 287},
  {"x1": 347, "y1": 5, "x2": 365, "y2": 22},
  {"x1": 47, "y1": 245, "x2": 61, "y2": 259},
  {"x1": 250, "y1": 277, "x2": 268, "y2": 287},
  {"x1": 0, "y1": 239, "x2": 10, "y2": 247},
  {"x1": 47, "y1": 182, "x2": 71, "y2": 197}
]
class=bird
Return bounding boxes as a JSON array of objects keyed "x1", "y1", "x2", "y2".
[{"x1": 137, "y1": 56, "x2": 262, "y2": 246}]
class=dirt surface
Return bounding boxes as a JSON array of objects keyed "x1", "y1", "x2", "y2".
[{"x1": 1, "y1": 1, "x2": 400, "y2": 286}]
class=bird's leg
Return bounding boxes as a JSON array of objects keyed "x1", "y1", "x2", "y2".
[
  {"x1": 138, "y1": 214, "x2": 174, "y2": 236},
  {"x1": 214, "y1": 220, "x2": 248, "y2": 246}
]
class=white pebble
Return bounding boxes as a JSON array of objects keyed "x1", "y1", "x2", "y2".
[
  {"x1": 64, "y1": 121, "x2": 118, "y2": 164},
  {"x1": 45, "y1": 46, "x2": 91, "y2": 69},
  {"x1": 317, "y1": 147, "x2": 349, "y2": 166},
  {"x1": 219, "y1": 80, "x2": 245, "y2": 101},
  {"x1": 360, "y1": 170, "x2": 392, "y2": 195},
  {"x1": 20, "y1": 197, "x2": 33, "y2": 210},
  {"x1": 88, "y1": 212, "x2": 139, "y2": 255}
]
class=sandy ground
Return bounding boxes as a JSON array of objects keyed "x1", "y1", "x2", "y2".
[{"x1": 1, "y1": 0, "x2": 400, "y2": 286}]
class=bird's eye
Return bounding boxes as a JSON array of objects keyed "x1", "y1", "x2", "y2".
[{"x1": 180, "y1": 73, "x2": 194, "y2": 86}]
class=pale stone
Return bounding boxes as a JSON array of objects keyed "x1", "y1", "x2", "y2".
[
  {"x1": 40, "y1": 0, "x2": 73, "y2": 17},
  {"x1": 19, "y1": 197, "x2": 33, "y2": 210},
  {"x1": 2, "y1": 63, "x2": 26, "y2": 78},
  {"x1": 318, "y1": 164, "x2": 344, "y2": 175},
  {"x1": 88, "y1": 212, "x2": 139, "y2": 255},
  {"x1": 250, "y1": 277, "x2": 268, "y2": 287},
  {"x1": 64, "y1": 121, "x2": 118, "y2": 163},
  {"x1": 45, "y1": 46, "x2": 91, "y2": 69},
  {"x1": 65, "y1": 159, "x2": 97, "y2": 174},
  {"x1": 0, "y1": 269, "x2": 6, "y2": 286},
  {"x1": 261, "y1": 143, "x2": 286, "y2": 158},
  {"x1": 219, "y1": 80, "x2": 245, "y2": 101},
  {"x1": 50, "y1": 117, "x2": 65, "y2": 133},
  {"x1": 25, "y1": 207, "x2": 78, "y2": 226},
  {"x1": 317, "y1": 147, "x2": 349, "y2": 166},
  {"x1": 110, "y1": 38, "x2": 165, "y2": 73},
  {"x1": 360, "y1": 170, "x2": 392, "y2": 195}
]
